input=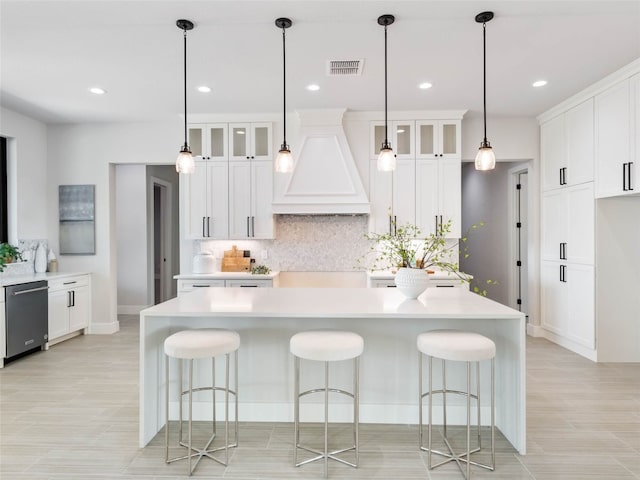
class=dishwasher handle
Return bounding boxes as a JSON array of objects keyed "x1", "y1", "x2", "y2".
[{"x1": 11, "y1": 285, "x2": 49, "y2": 296}]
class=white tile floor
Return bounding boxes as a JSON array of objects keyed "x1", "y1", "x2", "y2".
[{"x1": 0, "y1": 315, "x2": 638, "y2": 479}]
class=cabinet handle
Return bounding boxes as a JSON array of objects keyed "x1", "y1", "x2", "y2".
[
  {"x1": 63, "y1": 281, "x2": 77, "y2": 285},
  {"x1": 386, "y1": 285, "x2": 397, "y2": 288},
  {"x1": 389, "y1": 216, "x2": 392, "y2": 235},
  {"x1": 394, "y1": 215, "x2": 397, "y2": 235},
  {"x1": 72, "y1": 290, "x2": 75, "y2": 307},
  {"x1": 559, "y1": 242, "x2": 567, "y2": 260},
  {"x1": 628, "y1": 162, "x2": 634, "y2": 191},
  {"x1": 623, "y1": 162, "x2": 628, "y2": 191},
  {"x1": 192, "y1": 284, "x2": 212, "y2": 288},
  {"x1": 435, "y1": 215, "x2": 438, "y2": 234},
  {"x1": 202, "y1": 217, "x2": 206, "y2": 237},
  {"x1": 240, "y1": 285, "x2": 259, "y2": 287},
  {"x1": 246, "y1": 216, "x2": 250, "y2": 237},
  {"x1": 251, "y1": 216, "x2": 255, "y2": 237},
  {"x1": 207, "y1": 217, "x2": 211, "y2": 237},
  {"x1": 439, "y1": 215, "x2": 443, "y2": 234},
  {"x1": 67, "y1": 290, "x2": 72, "y2": 308},
  {"x1": 559, "y1": 264, "x2": 567, "y2": 283}
]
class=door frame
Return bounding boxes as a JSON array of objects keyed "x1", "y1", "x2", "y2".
[
  {"x1": 148, "y1": 176, "x2": 173, "y2": 304},
  {"x1": 507, "y1": 164, "x2": 529, "y2": 314}
]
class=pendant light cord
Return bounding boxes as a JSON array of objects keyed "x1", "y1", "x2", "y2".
[
  {"x1": 282, "y1": 26, "x2": 287, "y2": 147},
  {"x1": 183, "y1": 28, "x2": 188, "y2": 149},
  {"x1": 383, "y1": 24, "x2": 389, "y2": 146},
  {"x1": 482, "y1": 21, "x2": 487, "y2": 145}
]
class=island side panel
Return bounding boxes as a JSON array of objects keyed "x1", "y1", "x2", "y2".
[{"x1": 139, "y1": 312, "x2": 525, "y2": 453}]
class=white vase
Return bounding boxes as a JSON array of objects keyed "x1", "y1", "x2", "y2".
[
  {"x1": 34, "y1": 243, "x2": 47, "y2": 273},
  {"x1": 394, "y1": 267, "x2": 430, "y2": 299}
]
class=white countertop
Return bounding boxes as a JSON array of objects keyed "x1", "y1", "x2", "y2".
[
  {"x1": 367, "y1": 269, "x2": 472, "y2": 281},
  {"x1": 141, "y1": 286, "x2": 520, "y2": 319},
  {"x1": 174, "y1": 272, "x2": 279, "y2": 280},
  {"x1": 0, "y1": 271, "x2": 90, "y2": 287}
]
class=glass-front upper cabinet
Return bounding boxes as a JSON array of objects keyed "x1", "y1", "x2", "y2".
[
  {"x1": 188, "y1": 124, "x2": 228, "y2": 161},
  {"x1": 416, "y1": 120, "x2": 461, "y2": 159},
  {"x1": 370, "y1": 121, "x2": 414, "y2": 159},
  {"x1": 229, "y1": 122, "x2": 272, "y2": 161}
]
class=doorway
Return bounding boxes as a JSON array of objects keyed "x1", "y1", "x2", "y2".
[
  {"x1": 508, "y1": 166, "x2": 529, "y2": 316},
  {"x1": 150, "y1": 177, "x2": 173, "y2": 304}
]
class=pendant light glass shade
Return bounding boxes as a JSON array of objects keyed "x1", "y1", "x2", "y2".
[
  {"x1": 176, "y1": 19, "x2": 194, "y2": 174},
  {"x1": 275, "y1": 146, "x2": 293, "y2": 173},
  {"x1": 475, "y1": 142, "x2": 496, "y2": 170},
  {"x1": 377, "y1": 145, "x2": 396, "y2": 171},
  {"x1": 475, "y1": 11, "x2": 495, "y2": 171},
  {"x1": 377, "y1": 14, "x2": 395, "y2": 172},
  {"x1": 275, "y1": 17, "x2": 293, "y2": 173}
]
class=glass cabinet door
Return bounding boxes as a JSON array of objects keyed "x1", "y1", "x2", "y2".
[
  {"x1": 251, "y1": 123, "x2": 272, "y2": 161},
  {"x1": 207, "y1": 124, "x2": 228, "y2": 160},
  {"x1": 229, "y1": 124, "x2": 250, "y2": 161},
  {"x1": 370, "y1": 121, "x2": 414, "y2": 158},
  {"x1": 440, "y1": 120, "x2": 460, "y2": 158},
  {"x1": 188, "y1": 125, "x2": 205, "y2": 159}
]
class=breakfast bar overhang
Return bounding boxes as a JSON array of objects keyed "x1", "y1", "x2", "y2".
[{"x1": 139, "y1": 287, "x2": 526, "y2": 453}]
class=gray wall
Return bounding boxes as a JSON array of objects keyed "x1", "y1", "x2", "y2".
[{"x1": 460, "y1": 162, "x2": 512, "y2": 305}]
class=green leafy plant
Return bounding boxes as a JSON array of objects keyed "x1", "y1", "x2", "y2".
[
  {"x1": 357, "y1": 218, "x2": 497, "y2": 295},
  {"x1": 251, "y1": 264, "x2": 271, "y2": 275},
  {"x1": 0, "y1": 243, "x2": 23, "y2": 272}
]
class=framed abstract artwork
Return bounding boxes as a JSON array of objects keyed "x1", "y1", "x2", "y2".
[{"x1": 59, "y1": 184, "x2": 95, "y2": 255}]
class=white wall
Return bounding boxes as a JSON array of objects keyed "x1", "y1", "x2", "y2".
[
  {"x1": 0, "y1": 107, "x2": 48, "y2": 242},
  {"x1": 115, "y1": 164, "x2": 148, "y2": 310},
  {"x1": 47, "y1": 120, "x2": 181, "y2": 332},
  {"x1": 461, "y1": 116, "x2": 540, "y2": 162}
]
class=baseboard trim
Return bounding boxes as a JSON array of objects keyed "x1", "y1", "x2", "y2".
[
  {"x1": 540, "y1": 328, "x2": 597, "y2": 362},
  {"x1": 89, "y1": 321, "x2": 120, "y2": 335},
  {"x1": 527, "y1": 324, "x2": 544, "y2": 337}
]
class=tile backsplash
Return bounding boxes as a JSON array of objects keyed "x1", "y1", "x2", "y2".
[
  {"x1": 2, "y1": 239, "x2": 50, "y2": 275},
  {"x1": 197, "y1": 215, "x2": 372, "y2": 272}
]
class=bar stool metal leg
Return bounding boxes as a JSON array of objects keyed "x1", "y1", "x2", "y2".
[{"x1": 324, "y1": 361, "x2": 329, "y2": 479}]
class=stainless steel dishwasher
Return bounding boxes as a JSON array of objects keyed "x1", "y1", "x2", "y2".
[{"x1": 5, "y1": 280, "x2": 49, "y2": 358}]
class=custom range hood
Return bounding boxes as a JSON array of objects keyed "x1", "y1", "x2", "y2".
[{"x1": 272, "y1": 109, "x2": 370, "y2": 214}]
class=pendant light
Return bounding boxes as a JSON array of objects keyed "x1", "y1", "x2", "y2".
[
  {"x1": 176, "y1": 19, "x2": 195, "y2": 174},
  {"x1": 377, "y1": 14, "x2": 396, "y2": 172},
  {"x1": 475, "y1": 11, "x2": 496, "y2": 171},
  {"x1": 274, "y1": 17, "x2": 293, "y2": 173}
]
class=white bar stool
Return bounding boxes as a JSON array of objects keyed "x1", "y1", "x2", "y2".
[
  {"x1": 290, "y1": 330, "x2": 364, "y2": 478},
  {"x1": 164, "y1": 329, "x2": 239, "y2": 476},
  {"x1": 417, "y1": 329, "x2": 495, "y2": 479}
]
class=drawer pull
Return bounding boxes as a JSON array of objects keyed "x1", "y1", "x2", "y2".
[
  {"x1": 63, "y1": 281, "x2": 77, "y2": 285},
  {"x1": 192, "y1": 284, "x2": 212, "y2": 288}
]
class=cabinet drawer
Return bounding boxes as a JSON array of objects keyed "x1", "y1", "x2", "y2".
[
  {"x1": 48, "y1": 275, "x2": 90, "y2": 292},
  {"x1": 226, "y1": 279, "x2": 272, "y2": 288},
  {"x1": 178, "y1": 279, "x2": 225, "y2": 293}
]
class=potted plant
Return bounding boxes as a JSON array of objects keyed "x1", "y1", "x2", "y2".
[
  {"x1": 358, "y1": 219, "x2": 475, "y2": 298},
  {"x1": 0, "y1": 243, "x2": 23, "y2": 272}
]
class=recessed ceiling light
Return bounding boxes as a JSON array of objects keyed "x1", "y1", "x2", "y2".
[
  {"x1": 89, "y1": 87, "x2": 106, "y2": 95},
  {"x1": 418, "y1": 82, "x2": 433, "y2": 90},
  {"x1": 197, "y1": 86, "x2": 211, "y2": 93},
  {"x1": 306, "y1": 84, "x2": 320, "y2": 91},
  {"x1": 532, "y1": 80, "x2": 548, "y2": 88},
  {"x1": 397, "y1": 129, "x2": 405, "y2": 133}
]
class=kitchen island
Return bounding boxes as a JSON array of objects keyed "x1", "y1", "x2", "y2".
[{"x1": 139, "y1": 287, "x2": 526, "y2": 453}]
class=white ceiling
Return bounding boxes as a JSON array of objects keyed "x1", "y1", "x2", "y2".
[{"x1": 1, "y1": 0, "x2": 639, "y2": 124}]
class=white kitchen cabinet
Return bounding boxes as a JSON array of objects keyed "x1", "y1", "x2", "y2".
[
  {"x1": 369, "y1": 159, "x2": 415, "y2": 235},
  {"x1": 177, "y1": 279, "x2": 226, "y2": 295},
  {"x1": 540, "y1": 261, "x2": 594, "y2": 349},
  {"x1": 416, "y1": 120, "x2": 461, "y2": 159},
  {"x1": 226, "y1": 279, "x2": 272, "y2": 288},
  {"x1": 188, "y1": 124, "x2": 228, "y2": 160},
  {"x1": 370, "y1": 121, "x2": 415, "y2": 159},
  {"x1": 177, "y1": 277, "x2": 274, "y2": 296},
  {"x1": 229, "y1": 123, "x2": 272, "y2": 162},
  {"x1": 415, "y1": 158, "x2": 461, "y2": 238},
  {"x1": 182, "y1": 160, "x2": 229, "y2": 239},
  {"x1": 229, "y1": 160, "x2": 274, "y2": 239},
  {"x1": 48, "y1": 274, "x2": 91, "y2": 344},
  {"x1": 595, "y1": 77, "x2": 638, "y2": 197},
  {"x1": 541, "y1": 183, "x2": 594, "y2": 264},
  {"x1": 541, "y1": 99, "x2": 594, "y2": 191}
]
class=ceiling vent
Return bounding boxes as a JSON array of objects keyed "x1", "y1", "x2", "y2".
[{"x1": 327, "y1": 59, "x2": 364, "y2": 76}]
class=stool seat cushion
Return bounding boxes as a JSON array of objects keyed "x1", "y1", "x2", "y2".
[
  {"x1": 165, "y1": 329, "x2": 240, "y2": 359},
  {"x1": 290, "y1": 330, "x2": 364, "y2": 362},
  {"x1": 417, "y1": 330, "x2": 495, "y2": 362}
]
